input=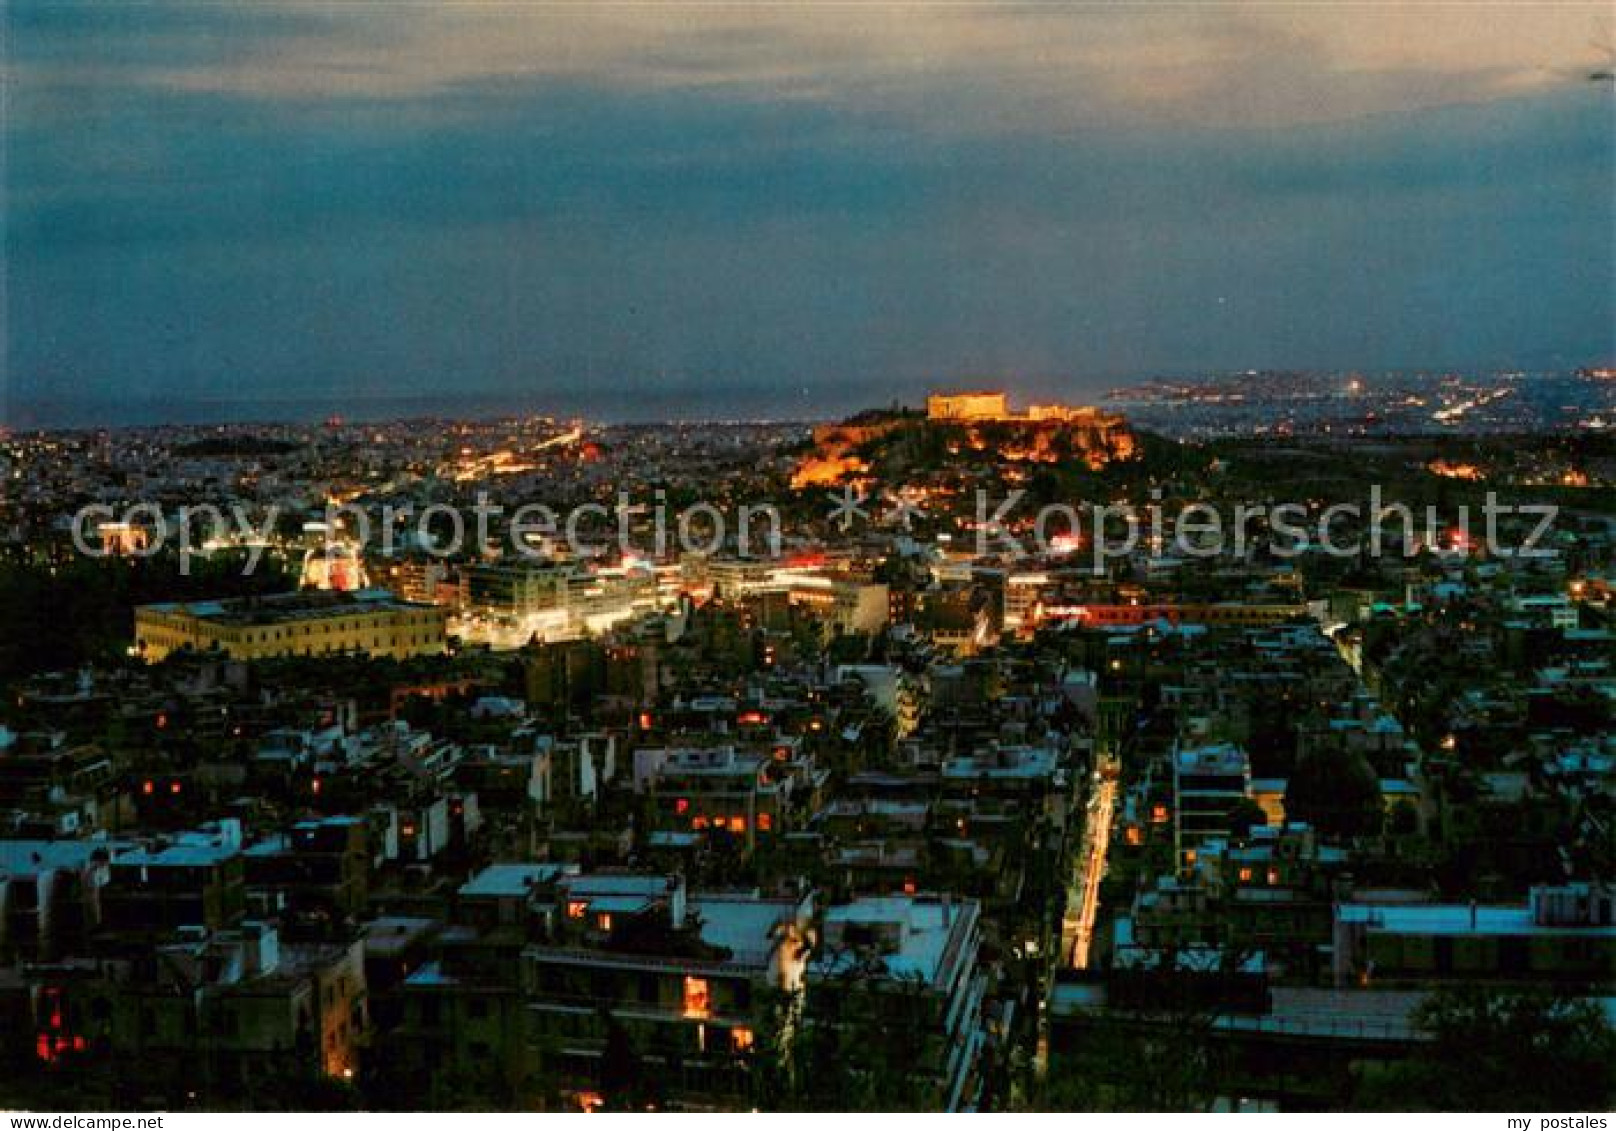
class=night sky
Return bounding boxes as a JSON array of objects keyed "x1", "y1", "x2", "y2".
[{"x1": 5, "y1": 2, "x2": 1613, "y2": 425}]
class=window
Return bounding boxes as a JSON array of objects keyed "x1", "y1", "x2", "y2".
[
  {"x1": 682, "y1": 976, "x2": 710, "y2": 1019},
  {"x1": 731, "y1": 1027, "x2": 754, "y2": 1052},
  {"x1": 566, "y1": 900, "x2": 588, "y2": 919}
]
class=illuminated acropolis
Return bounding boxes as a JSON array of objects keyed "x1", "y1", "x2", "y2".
[{"x1": 926, "y1": 390, "x2": 1113, "y2": 426}]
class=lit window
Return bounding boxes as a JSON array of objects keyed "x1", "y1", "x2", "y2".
[
  {"x1": 682, "y1": 976, "x2": 710, "y2": 1019},
  {"x1": 756, "y1": 813, "x2": 772, "y2": 833},
  {"x1": 731, "y1": 1026, "x2": 754, "y2": 1052},
  {"x1": 1238, "y1": 867, "x2": 1253, "y2": 883},
  {"x1": 1151, "y1": 805, "x2": 1168, "y2": 824},
  {"x1": 566, "y1": 900, "x2": 588, "y2": 919},
  {"x1": 597, "y1": 913, "x2": 613, "y2": 931},
  {"x1": 729, "y1": 816, "x2": 747, "y2": 835},
  {"x1": 675, "y1": 798, "x2": 689, "y2": 815}
]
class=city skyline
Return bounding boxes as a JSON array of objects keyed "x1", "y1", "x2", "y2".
[{"x1": 2, "y1": 6, "x2": 1614, "y2": 1115}]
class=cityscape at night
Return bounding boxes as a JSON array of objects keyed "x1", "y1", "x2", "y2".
[{"x1": 2, "y1": 0, "x2": 1614, "y2": 1119}]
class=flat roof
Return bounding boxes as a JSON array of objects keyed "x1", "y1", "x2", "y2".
[
  {"x1": 458, "y1": 863, "x2": 565, "y2": 900},
  {"x1": 692, "y1": 893, "x2": 804, "y2": 967},
  {"x1": 0, "y1": 838, "x2": 132, "y2": 876},
  {"x1": 815, "y1": 895, "x2": 976, "y2": 984},
  {"x1": 1339, "y1": 902, "x2": 1616, "y2": 937},
  {"x1": 139, "y1": 589, "x2": 432, "y2": 626},
  {"x1": 362, "y1": 916, "x2": 441, "y2": 956},
  {"x1": 114, "y1": 841, "x2": 239, "y2": 868},
  {"x1": 561, "y1": 873, "x2": 677, "y2": 899}
]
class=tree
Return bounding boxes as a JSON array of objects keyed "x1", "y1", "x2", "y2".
[
  {"x1": 596, "y1": 1007, "x2": 653, "y2": 1111},
  {"x1": 771, "y1": 952, "x2": 937, "y2": 1110},
  {"x1": 1360, "y1": 987, "x2": 1616, "y2": 1110},
  {"x1": 1031, "y1": 944, "x2": 1260, "y2": 1111},
  {"x1": 1225, "y1": 797, "x2": 1269, "y2": 843},
  {"x1": 1284, "y1": 748, "x2": 1382, "y2": 839}
]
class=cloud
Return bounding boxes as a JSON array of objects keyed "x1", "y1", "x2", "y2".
[
  {"x1": 11, "y1": 1, "x2": 1614, "y2": 129},
  {"x1": 5, "y1": 2, "x2": 1611, "y2": 424},
  {"x1": 8, "y1": 78, "x2": 1609, "y2": 404}
]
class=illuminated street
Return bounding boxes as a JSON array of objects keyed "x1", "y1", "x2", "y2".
[{"x1": 1064, "y1": 760, "x2": 1117, "y2": 969}]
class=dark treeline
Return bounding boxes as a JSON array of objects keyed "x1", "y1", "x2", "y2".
[{"x1": 0, "y1": 551, "x2": 294, "y2": 682}]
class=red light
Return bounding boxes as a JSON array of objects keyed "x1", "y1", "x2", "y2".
[
  {"x1": 170, "y1": 782, "x2": 182, "y2": 795},
  {"x1": 142, "y1": 780, "x2": 154, "y2": 795},
  {"x1": 675, "y1": 798, "x2": 689, "y2": 815}
]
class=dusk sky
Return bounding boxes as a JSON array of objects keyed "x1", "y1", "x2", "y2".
[{"x1": 5, "y1": 1, "x2": 1614, "y2": 425}]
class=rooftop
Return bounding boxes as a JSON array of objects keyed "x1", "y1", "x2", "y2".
[
  {"x1": 1338, "y1": 902, "x2": 1616, "y2": 937},
  {"x1": 691, "y1": 892, "x2": 807, "y2": 967},
  {"x1": 815, "y1": 895, "x2": 977, "y2": 985},
  {"x1": 0, "y1": 838, "x2": 130, "y2": 877},
  {"x1": 458, "y1": 862, "x2": 567, "y2": 900},
  {"x1": 139, "y1": 588, "x2": 429, "y2": 626}
]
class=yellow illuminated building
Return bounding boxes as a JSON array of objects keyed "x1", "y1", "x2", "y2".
[
  {"x1": 926, "y1": 391, "x2": 1009, "y2": 421},
  {"x1": 134, "y1": 589, "x2": 448, "y2": 662}
]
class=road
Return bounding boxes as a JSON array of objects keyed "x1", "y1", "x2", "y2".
[{"x1": 1062, "y1": 762, "x2": 1117, "y2": 969}]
